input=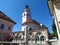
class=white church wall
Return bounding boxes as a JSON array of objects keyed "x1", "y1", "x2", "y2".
[
  {"x1": 41, "y1": 29, "x2": 48, "y2": 41},
  {"x1": 21, "y1": 5, "x2": 49, "y2": 45},
  {"x1": 27, "y1": 23, "x2": 40, "y2": 30},
  {"x1": 22, "y1": 25, "x2": 26, "y2": 31},
  {"x1": 22, "y1": 23, "x2": 40, "y2": 31},
  {"x1": 22, "y1": 12, "x2": 27, "y2": 24}
]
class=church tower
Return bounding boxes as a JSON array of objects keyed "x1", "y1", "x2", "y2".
[
  {"x1": 22, "y1": 5, "x2": 41, "y2": 31},
  {"x1": 22, "y1": 5, "x2": 31, "y2": 45},
  {"x1": 22, "y1": 5, "x2": 31, "y2": 24},
  {"x1": 22, "y1": 5, "x2": 31, "y2": 31}
]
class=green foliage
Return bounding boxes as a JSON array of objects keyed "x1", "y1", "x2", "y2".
[{"x1": 52, "y1": 21, "x2": 58, "y2": 38}]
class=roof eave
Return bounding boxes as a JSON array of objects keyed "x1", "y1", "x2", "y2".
[
  {"x1": 1, "y1": 18, "x2": 16, "y2": 24},
  {"x1": 47, "y1": 0, "x2": 54, "y2": 16},
  {"x1": 13, "y1": 22, "x2": 16, "y2": 24}
]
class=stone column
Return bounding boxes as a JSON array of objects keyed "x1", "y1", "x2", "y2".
[{"x1": 25, "y1": 25, "x2": 28, "y2": 45}]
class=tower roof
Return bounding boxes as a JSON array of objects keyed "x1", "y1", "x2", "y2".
[
  {"x1": 23, "y1": 5, "x2": 30, "y2": 12},
  {"x1": 0, "y1": 11, "x2": 16, "y2": 24},
  {"x1": 25, "y1": 5, "x2": 29, "y2": 8}
]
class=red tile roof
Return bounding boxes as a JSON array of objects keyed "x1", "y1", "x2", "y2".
[{"x1": 0, "y1": 11, "x2": 16, "y2": 24}]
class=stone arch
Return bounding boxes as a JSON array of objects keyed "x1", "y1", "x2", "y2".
[
  {"x1": 18, "y1": 33, "x2": 22, "y2": 40},
  {"x1": 36, "y1": 32, "x2": 41, "y2": 35},
  {"x1": 35, "y1": 33, "x2": 39, "y2": 41},
  {"x1": 40, "y1": 36, "x2": 45, "y2": 41},
  {"x1": 29, "y1": 32, "x2": 35, "y2": 40},
  {"x1": 35, "y1": 35, "x2": 39, "y2": 41},
  {"x1": 28, "y1": 26, "x2": 32, "y2": 31}
]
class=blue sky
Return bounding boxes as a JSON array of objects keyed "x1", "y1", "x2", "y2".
[{"x1": 0, "y1": 0, "x2": 53, "y2": 33}]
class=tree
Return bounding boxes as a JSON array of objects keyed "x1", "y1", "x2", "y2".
[{"x1": 52, "y1": 21, "x2": 58, "y2": 39}]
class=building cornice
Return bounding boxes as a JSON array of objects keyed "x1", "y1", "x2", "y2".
[
  {"x1": 47, "y1": 0, "x2": 54, "y2": 16},
  {"x1": 47, "y1": 0, "x2": 60, "y2": 16}
]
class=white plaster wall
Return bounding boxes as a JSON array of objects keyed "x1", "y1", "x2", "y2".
[
  {"x1": 22, "y1": 25, "x2": 26, "y2": 31},
  {"x1": 0, "y1": 18, "x2": 14, "y2": 33},
  {"x1": 51, "y1": 40, "x2": 60, "y2": 45},
  {"x1": 27, "y1": 24, "x2": 40, "y2": 30},
  {"x1": 22, "y1": 12, "x2": 28, "y2": 24},
  {"x1": 53, "y1": 4, "x2": 60, "y2": 40},
  {"x1": 22, "y1": 23, "x2": 40, "y2": 31},
  {"x1": 41, "y1": 29, "x2": 48, "y2": 41}
]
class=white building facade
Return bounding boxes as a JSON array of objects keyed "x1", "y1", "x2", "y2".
[
  {"x1": 0, "y1": 4, "x2": 49, "y2": 45},
  {"x1": 48, "y1": 0, "x2": 60, "y2": 45},
  {"x1": 12, "y1": 5, "x2": 49, "y2": 45}
]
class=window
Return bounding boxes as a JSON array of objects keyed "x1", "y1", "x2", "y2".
[
  {"x1": 24, "y1": 13, "x2": 25, "y2": 16},
  {"x1": 0, "y1": 35, "x2": 3, "y2": 41},
  {"x1": 36, "y1": 35, "x2": 39, "y2": 41},
  {"x1": 30, "y1": 32, "x2": 32, "y2": 35},
  {"x1": 40, "y1": 36, "x2": 45, "y2": 41},
  {"x1": 36, "y1": 36, "x2": 39, "y2": 41},
  {"x1": 22, "y1": 32, "x2": 24, "y2": 35},
  {"x1": 29, "y1": 28, "x2": 32, "y2": 31},
  {"x1": 19, "y1": 36, "x2": 21, "y2": 39},
  {"x1": 0, "y1": 24, "x2": 4, "y2": 29},
  {"x1": 28, "y1": 27, "x2": 32, "y2": 31}
]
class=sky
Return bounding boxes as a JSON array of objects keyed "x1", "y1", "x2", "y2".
[{"x1": 0, "y1": 0, "x2": 53, "y2": 33}]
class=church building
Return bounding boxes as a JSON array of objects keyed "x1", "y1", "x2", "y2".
[
  {"x1": 12, "y1": 5, "x2": 49, "y2": 45},
  {"x1": 0, "y1": 0, "x2": 60, "y2": 45},
  {"x1": 0, "y1": 1, "x2": 50, "y2": 45}
]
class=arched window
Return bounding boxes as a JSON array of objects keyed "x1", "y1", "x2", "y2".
[
  {"x1": 24, "y1": 13, "x2": 25, "y2": 16},
  {"x1": 40, "y1": 36, "x2": 45, "y2": 41},
  {"x1": 22, "y1": 32, "x2": 24, "y2": 35},
  {"x1": 29, "y1": 28, "x2": 31, "y2": 31},
  {"x1": 19, "y1": 36, "x2": 21, "y2": 39},
  {"x1": 35, "y1": 34, "x2": 39, "y2": 41},
  {"x1": 28, "y1": 27, "x2": 32, "y2": 31},
  {"x1": 30, "y1": 32, "x2": 32, "y2": 35},
  {"x1": 36, "y1": 36, "x2": 39, "y2": 41}
]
